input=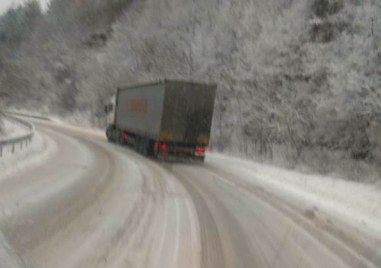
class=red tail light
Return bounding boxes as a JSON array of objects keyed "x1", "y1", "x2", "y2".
[
  {"x1": 196, "y1": 147, "x2": 205, "y2": 154},
  {"x1": 161, "y1": 143, "x2": 168, "y2": 150}
]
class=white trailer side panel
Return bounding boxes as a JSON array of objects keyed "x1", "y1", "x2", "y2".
[{"x1": 115, "y1": 83, "x2": 165, "y2": 139}]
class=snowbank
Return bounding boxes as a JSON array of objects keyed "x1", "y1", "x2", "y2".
[
  {"x1": 0, "y1": 118, "x2": 52, "y2": 267},
  {"x1": 0, "y1": 115, "x2": 57, "y2": 181},
  {"x1": 0, "y1": 232, "x2": 28, "y2": 268},
  {"x1": 207, "y1": 153, "x2": 381, "y2": 239},
  {"x1": 0, "y1": 117, "x2": 30, "y2": 141},
  {"x1": 0, "y1": 130, "x2": 57, "y2": 182}
]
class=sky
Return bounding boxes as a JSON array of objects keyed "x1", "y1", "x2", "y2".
[{"x1": 0, "y1": 0, "x2": 49, "y2": 14}]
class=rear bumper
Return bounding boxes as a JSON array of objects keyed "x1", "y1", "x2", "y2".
[
  {"x1": 157, "y1": 154, "x2": 205, "y2": 162},
  {"x1": 154, "y1": 143, "x2": 206, "y2": 160}
]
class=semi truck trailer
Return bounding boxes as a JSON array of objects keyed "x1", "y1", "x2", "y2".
[{"x1": 105, "y1": 80, "x2": 217, "y2": 161}]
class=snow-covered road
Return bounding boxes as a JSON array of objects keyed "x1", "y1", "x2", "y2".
[{"x1": 0, "y1": 119, "x2": 380, "y2": 268}]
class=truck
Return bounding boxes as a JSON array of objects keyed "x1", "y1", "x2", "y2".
[{"x1": 104, "y1": 80, "x2": 217, "y2": 161}]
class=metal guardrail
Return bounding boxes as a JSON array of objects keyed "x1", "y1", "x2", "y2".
[{"x1": 0, "y1": 116, "x2": 34, "y2": 158}]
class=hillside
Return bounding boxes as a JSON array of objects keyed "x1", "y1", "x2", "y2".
[{"x1": 0, "y1": 0, "x2": 380, "y2": 180}]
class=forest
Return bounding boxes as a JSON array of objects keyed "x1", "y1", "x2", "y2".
[{"x1": 0, "y1": 0, "x2": 380, "y2": 180}]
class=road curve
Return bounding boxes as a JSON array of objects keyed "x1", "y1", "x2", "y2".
[{"x1": 0, "y1": 120, "x2": 379, "y2": 268}]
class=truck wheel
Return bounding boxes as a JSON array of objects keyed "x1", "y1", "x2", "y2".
[
  {"x1": 141, "y1": 139, "x2": 148, "y2": 156},
  {"x1": 112, "y1": 129, "x2": 119, "y2": 142},
  {"x1": 106, "y1": 126, "x2": 114, "y2": 142},
  {"x1": 196, "y1": 156, "x2": 205, "y2": 163},
  {"x1": 140, "y1": 139, "x2": 147, "y2": 155},
  {"x1": 119, "y1": 133, "x2": 125, "y2": 145},
  {"x1": 134, "y1": 137, "x2": 140, "y2": 152}
]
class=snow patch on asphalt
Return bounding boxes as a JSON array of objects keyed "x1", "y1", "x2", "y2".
[{"x1": 207, "y1": 153, "x2": 381, "y2": 239}]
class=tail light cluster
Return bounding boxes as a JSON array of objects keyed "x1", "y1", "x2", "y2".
[
  {"x1": 196, "y1": 147, "x2": 206, "y2": 155},
  {"x1": 153, "y1": 142, "x2": 207, "y2": 155},
  {"x1": 161, "y1": 143, "x2": 168, "y2": 151},
  {"x1": 154, "y1": 142, "x2": 168, "y2": 151}
]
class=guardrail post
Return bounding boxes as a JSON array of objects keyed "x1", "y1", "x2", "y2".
[{"x1": 1, "y1": 115, "x2": 35, "y2": 156}]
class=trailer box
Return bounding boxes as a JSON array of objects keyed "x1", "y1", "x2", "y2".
[{"x1": 106, "y1": 80, "x2": 217, "y2": 161}]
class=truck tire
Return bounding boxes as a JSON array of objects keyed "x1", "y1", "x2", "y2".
[
  {"x1": 106, "y1": 125, "x2": 114, "y2": 142},
  {"x1": 113, "y1": 129, "x2": 120, "y2": 142},
  {"x1": 134, "y1": 137, "x2": 140, "y2": 153},
  {"x1": 119, "y1": 132, "x2": 125, "y2": 145},
  {"x1": 196, "y1": 156, "x2": 205, "y2": 163},
  {"x1": 141, "y1": 139, "x2": 148, "y2": 156}
]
